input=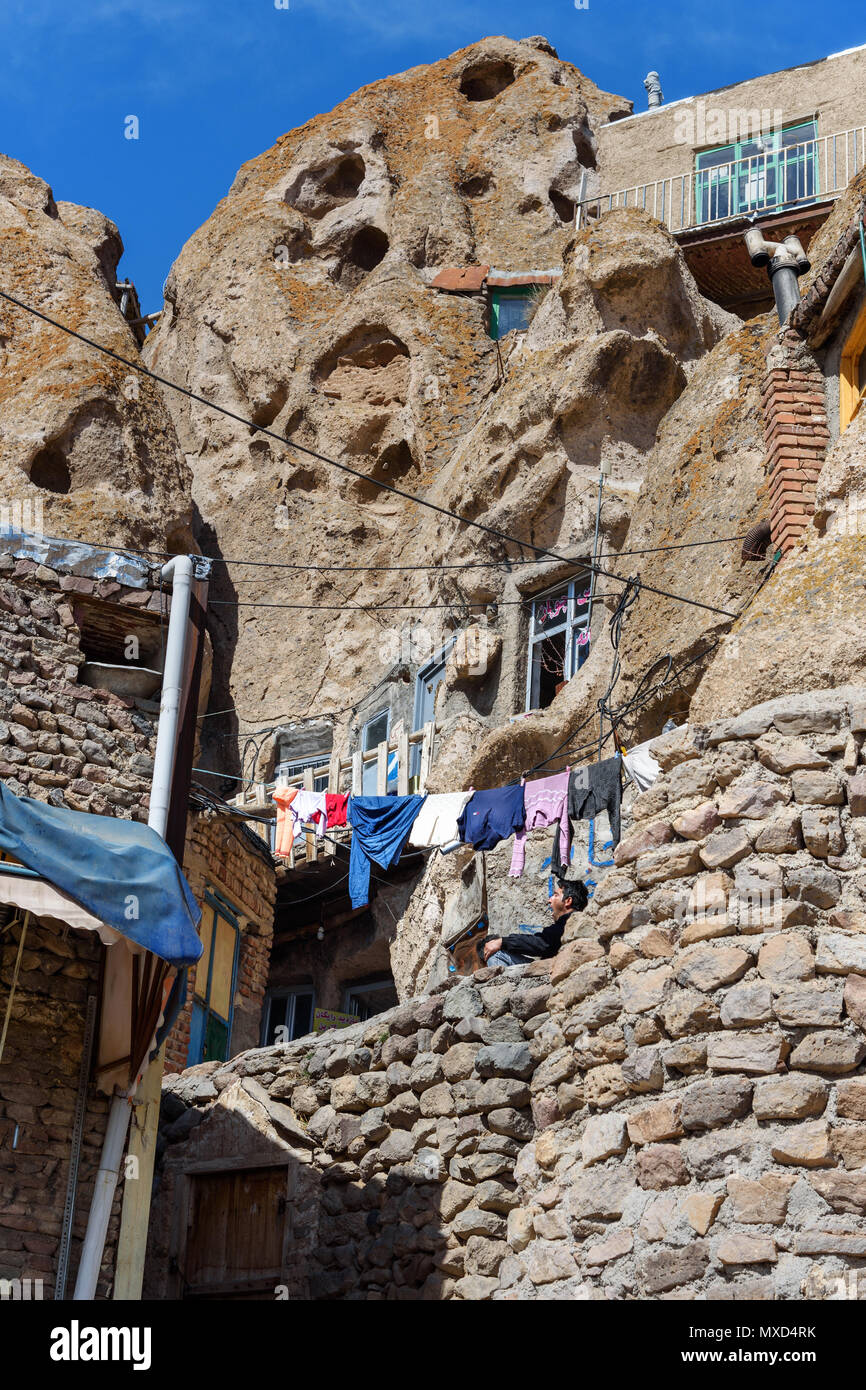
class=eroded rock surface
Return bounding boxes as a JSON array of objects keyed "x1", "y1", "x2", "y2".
[{"x1": 0, "y1": 155, "x2": 194, "y2": 550}]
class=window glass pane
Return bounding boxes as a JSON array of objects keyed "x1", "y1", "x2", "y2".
[
  {"x1": 780, "y1": 120, "x2": 816, "y2": 149},
  {"x1": 532, "y1": 586, "x2": 569, "y2": 631},
  {"x1": 194, "y1": 908, "x2": 215, "y2": 1001},
  {"x1": 696, "y1": 144, "x2": 735, "y2": 169},
  {"x1": 495, "y1": 293, "x2": 534, "y2": 338},
  {"x1": 363, "y1": 711, "x2": 389, "y2": 750},
  {"x1": 265, "y1": 994, "x2": 288, "y2": 1046},
  {"x1": 292, "y1": 992, "x2": 313, "y2": 1039},
  {"x1": 209, "y1": 916, "x2": 236, "y2": 1020}
]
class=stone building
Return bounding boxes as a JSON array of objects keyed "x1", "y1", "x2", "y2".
[
  {"x1": 146, "y1": 684, "x2": 866, "y2": 1301},
  {"x1": 590, "y1": 43, "x2": 866, "y2": 315},
  {"x1": 0, "y1": 533, "x2": 276, "y2": 1297}
]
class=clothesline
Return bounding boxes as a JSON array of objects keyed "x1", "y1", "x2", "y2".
[{"x1": 271, "y1": 746, "x2": 662, "y2": 910}]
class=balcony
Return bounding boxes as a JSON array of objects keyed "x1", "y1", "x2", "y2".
[
  {"x1": 228, "y1": 721, "x2": 437, "y2": 871},
  {"x1": 577, "y1": 127, "x2": 866, "y2": 235},
  {"x1": 577, "y1": 127, "x2": 866, "y2": 315}
]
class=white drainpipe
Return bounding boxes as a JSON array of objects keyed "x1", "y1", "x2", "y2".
[{"x1": 73, "y1": 555, "x2": 195, "y2": 1301}]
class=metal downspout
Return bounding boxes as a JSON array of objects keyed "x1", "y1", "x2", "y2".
[{"x1": 72, "y1": 555, "x2": 195, "y2": 1301}]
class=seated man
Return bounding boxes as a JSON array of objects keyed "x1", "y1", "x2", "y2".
[{"x1": 483, "y1": 875, "x2": 589, "y2": 967}]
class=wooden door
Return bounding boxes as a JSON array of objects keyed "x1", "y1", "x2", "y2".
[{"x1": 184, "y1": 1167, "x2": 287, "y2": 1298}]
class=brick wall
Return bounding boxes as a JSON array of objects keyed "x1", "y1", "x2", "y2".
[
  {"x1": 761, "y1": 329, "x2": 830, "y2": 556},
  {"x1": 164, "y1": 810, "x2": 277, "y2": 1072}
]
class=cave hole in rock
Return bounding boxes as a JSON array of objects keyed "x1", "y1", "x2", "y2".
[
  {"x1": 29, "y1": 446, "x2": 71, "y2": 494},
  {"x1": 322, "y1": 153, "x2": 366, "y2": 201},
  {"x1": 250, "y1": 382, "x2": 289, "y2": 429},
  {"x1": 316, "y1": 328, "x2": 410, "y2": 406},
  {"x1": 572, "y1": 126, "x2": 597, "y2": 169},
  {"x1": 458, "y1": 173, "x2": 494, "y2": 199},
  {"x1": 459, "y1": 60, "x2": 516, "y2": 101},
  {"x1": 549, "y1": 188, "x2": 575, "y2": 223},
  {"x1": 353, "y1": 440, "x2": 416, "y2": 502},
  {"x1": 347, "y1": 225, "x2": 389, "y2": 273}
]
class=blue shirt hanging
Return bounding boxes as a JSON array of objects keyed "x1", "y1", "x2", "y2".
[
  {"x1": 457, "y1": 784, "x2": 525, "y2": 852},
  {"x1": 347, "y1": 794, "x2": 427, "y2": 909}
]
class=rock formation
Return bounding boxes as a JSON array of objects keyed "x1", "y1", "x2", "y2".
[
  {"x1": 142, "y1": 36, "x2": 647, "y2": 766},
  {"x1": 0, "y1": 156, "x2": 194, "y2": 552}
]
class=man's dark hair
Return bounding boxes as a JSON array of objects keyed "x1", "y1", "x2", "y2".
[{"x1": 557, "y1": 876, "x2": 589, "y2": 911}]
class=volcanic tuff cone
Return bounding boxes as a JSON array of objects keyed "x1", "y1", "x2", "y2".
[
  {"x1": 0, "y1": 156, "x2": 195, "y2": 551},
  {"x1": 142, "y1": 35, "x2": 638, "y2": 765}
]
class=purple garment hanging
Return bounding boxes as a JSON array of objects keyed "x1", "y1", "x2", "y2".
[{"x1": 509, "y1": 768, "x2": 570, "y2": 878}]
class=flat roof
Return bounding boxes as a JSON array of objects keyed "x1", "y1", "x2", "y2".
[{"x1": 603, "y1": 40, "x2": 866, "y2": 129}]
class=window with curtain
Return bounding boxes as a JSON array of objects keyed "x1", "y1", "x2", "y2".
[{"x1": 525, "y1": 574, "x2": 592, "y2": 711}]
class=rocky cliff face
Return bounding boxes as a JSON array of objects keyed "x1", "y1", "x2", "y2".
[
  {"x1": 142, "y1": 36, "x2": 647, "y2": 763},
  {"x1": 0, "y1": 156, "x2": 194, "y2": 551}
]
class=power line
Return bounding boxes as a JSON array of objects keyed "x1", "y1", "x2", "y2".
[
  {"x1": 210, "y1": 588, "x2": 731, "y2": 616},
  {"x1": 23, "y1": 525, "x2": 748, "y2": 573},
  {"x1": 0, "y1": 290, "x2": 738, "y2": 620}
]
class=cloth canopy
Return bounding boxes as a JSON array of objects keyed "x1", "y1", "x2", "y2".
[{"x1": 0, "y1": 783, "x2": 202, "y2": 967}]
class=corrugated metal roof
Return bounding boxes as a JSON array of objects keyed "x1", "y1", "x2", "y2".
[
  {"x1": 487, "y1": 268, "x2": 562, "y2": 287},
  {"x1": 430, "y1": 264, "x2": 490, "y2": 291}
]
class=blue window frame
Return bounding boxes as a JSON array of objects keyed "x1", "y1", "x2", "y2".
[
  {"x1": 490, "y1": 287, "x2": 536, "y2": 339},
  {"x1": 188, "y1": 890, "x2": 240, "y2": 1065}
]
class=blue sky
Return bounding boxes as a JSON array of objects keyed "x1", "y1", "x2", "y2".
[{"x1": 2, "y1": 0, "x2": 864, "y2": 308}]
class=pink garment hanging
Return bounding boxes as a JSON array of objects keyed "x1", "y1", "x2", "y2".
[
  {"x1": 273, "y1": 785, "x2": 299, "y2": 858},
  {"x1": 509, "y1": 768, "x2": 571, "y2": 878}
]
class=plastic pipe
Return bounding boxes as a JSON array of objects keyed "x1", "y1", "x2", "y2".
[
  {"x1": 147, "y1": 556, "x2": 195, "y2": 838},
  {"x1": 73, "y1": 555, "x2": 195, "y2": 1301}
]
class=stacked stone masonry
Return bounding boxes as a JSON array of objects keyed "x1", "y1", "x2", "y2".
[
  {"x1": 762, "y1": 329, "x2": 829, "y2": 557},
  {"x1": 0, "y1": 555, "x2": 161, "y2": 816},
  {"x1": 0, "y1": 918, "x2": 118, "y2": 1297},
  {"x1": 0, "y1": 554, "x2": 164, "y2": 1295},
  {"x1": 148, "y1": 685, "x2": 866, "y2": 1300}
]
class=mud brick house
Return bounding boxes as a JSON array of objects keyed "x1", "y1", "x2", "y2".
[
  {"x1": 588, "y1": 44, "x2": 866, "y2": 315},
  {"x1": 0, "y1": 532, "x2": 276, "y2": 1298}
]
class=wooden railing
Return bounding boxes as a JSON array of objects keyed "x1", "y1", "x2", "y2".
[{"x1": 228, "y1": 722, "x2": 436, "y2": 869}]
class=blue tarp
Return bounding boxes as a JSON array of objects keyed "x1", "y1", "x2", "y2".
[{"x1": 0, "y1": 782, "x2": 202, "y2": 966}]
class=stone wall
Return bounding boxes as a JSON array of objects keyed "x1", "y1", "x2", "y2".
[
  {"x1": 0, "y1": 553, "x2": 164, "y2": 1296},
  {"x1": 147, "y1": 685, "x2": 866, "y2": 1300},
  {"x1": 0, "y1": 556, "x2": 160, "y2": 814},
  {"x1": 0, "y1": 917, "x2": 117, "y2": 1298}
]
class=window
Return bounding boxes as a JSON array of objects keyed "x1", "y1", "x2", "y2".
[
  {"x1": 276, "y1": 754, "x2": 330, "y2": 791},
  {"x1": 490, "y1": 287, "x2": 536, "y2": 339},
  {"x1": 342, "y1": 977, "x2": 398, "y2": 1022},
  {"x1": 188, "y1": 893, "x2": 240, "y2": 1065},
  {"x1": 841, "y1": 301, "x2": 866, "y2": 433},
  {"x1": 361, "y1": 708, "x2": 396, "y2": 794},
  {"x1": 525, "y1": 575, "x2": 592, "y2": 711},
  {"x1": 410, "y1": 637, "x2": 455, "y2": 781},
  {"x1": 695, "y1": 120, "x2": 818, "y2": 225},
  {"x1": 262, "y1": 987, "x2": 315, "y2": 1045}
]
